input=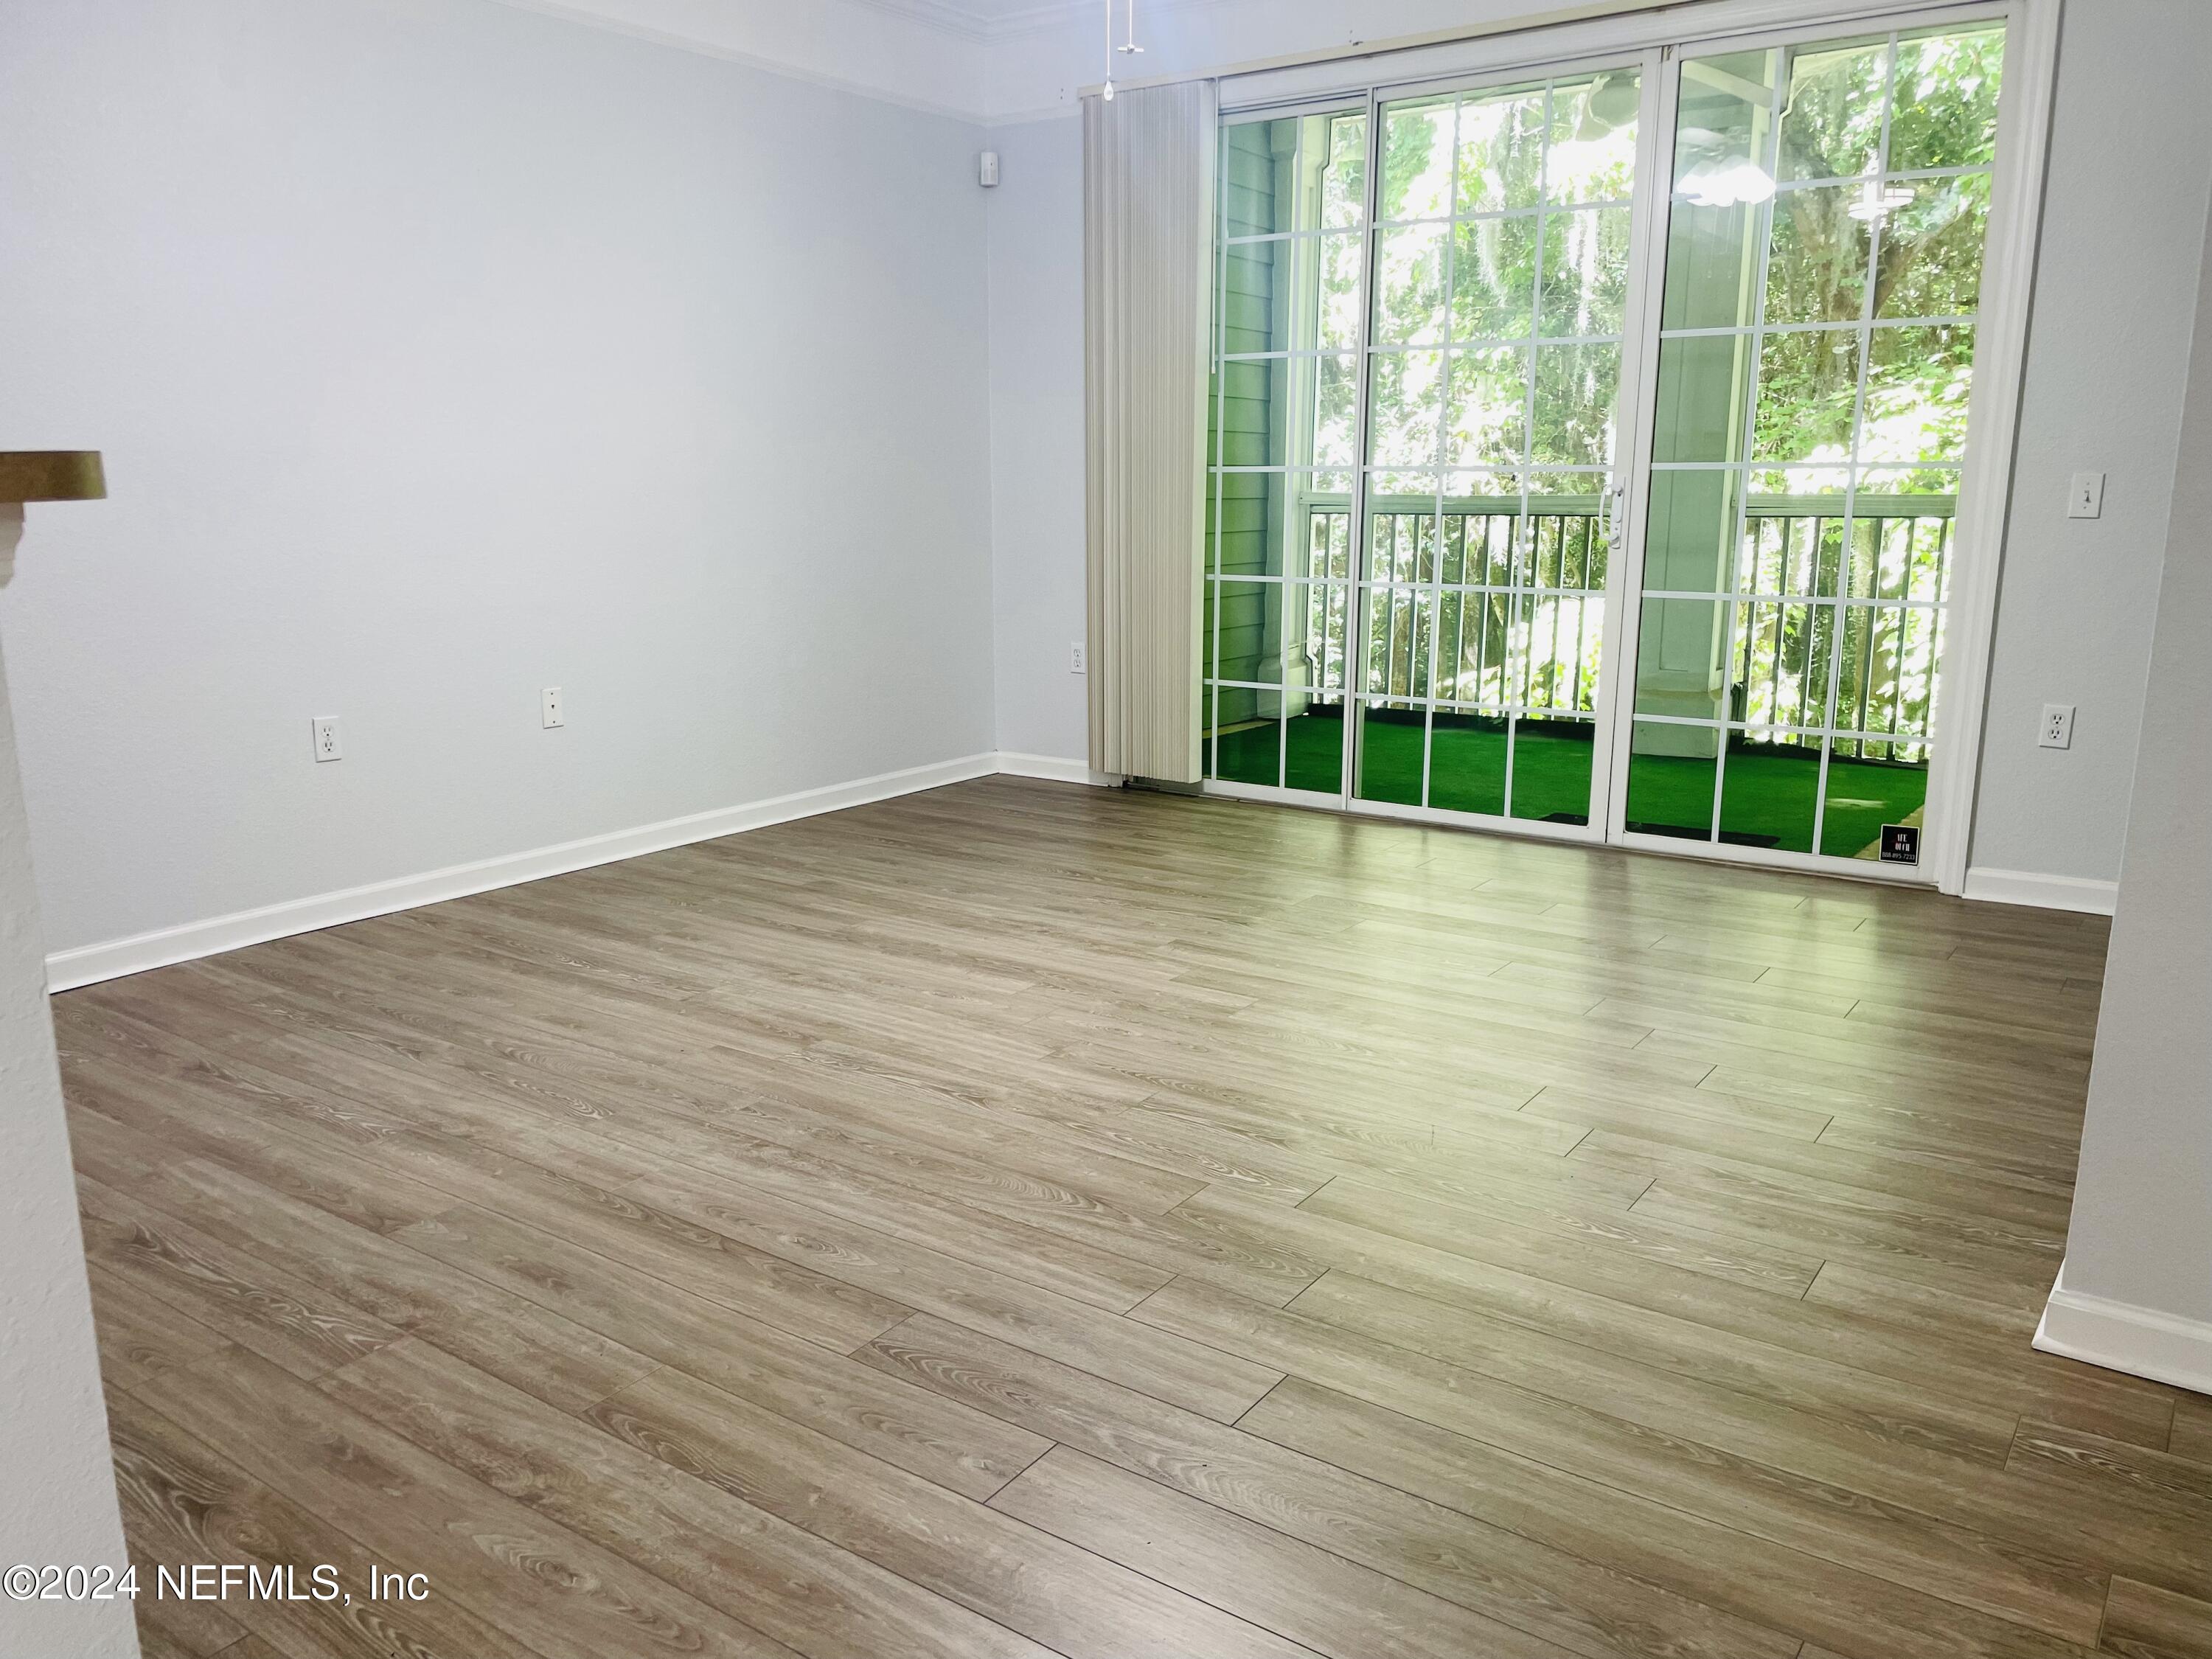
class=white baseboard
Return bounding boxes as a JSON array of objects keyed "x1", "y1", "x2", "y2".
[
  {"x1": 1962, "y1": 866, "x2": 2119, "y2": 916},
  {"x1": 44, "y1": 752, "x2": 1003, "y2": 992},
  {"x1": 2034, "y1": 1259, "x2": 2212, "y2": 1395},
  {"x1": 995, "y1": 751, "x2": 1119, "y2": 787}
]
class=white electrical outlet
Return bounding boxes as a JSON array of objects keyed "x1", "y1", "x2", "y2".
[
  {"x1": 1070, "y1": 641, "x2": 1086, "y2": 675},
  {"x1": 541, "y1": 686, "x2": 564, "y2": 728},
  {"x1": 2067, "y1": 471, "x2": 2105, "y2": 519},
  {"x1": 2039, "y1": 703, "x2": 2075, "y2": 749},
  {"x1": 311, "y1": 717, "x2": 343, "y2": 762}
]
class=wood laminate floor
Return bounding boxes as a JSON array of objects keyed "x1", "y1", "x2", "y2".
[{"x1": 55, "y1": 776, "x2": 2212, "y2": 1659}]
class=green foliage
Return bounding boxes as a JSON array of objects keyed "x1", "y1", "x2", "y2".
[
  {"x1": 1362, "y1": 73, "x2": 1639, "y2": 468},
  {"x1": 1888, "y1": 29, "x2": 2006, "y2": 171},
  {"x1": 1765, "y1": 187, "x2": 1870, "y2": 324},
  {"x1": 1877, "y1": 174, "x2": 1989, "y2": 319},
  {"x1": 1378, "y1": 99, "x2": 1453, "y2": 221},
  {"x1": 1777, "y1": 39, "x2": 1888, "y2": 181},
  {"x1": 1753, "y1": 330, "x2": 1860, "y2": 461},
  {"x1": 1321, "y1": 114, "x2": 1366, "y2": 226},
  {"x1": 1750, "y1": 29, "x2": 2003, "y2": 465},
  {"x1": 1455, "y1": 88, "x2": 1547, "y2": 214}
]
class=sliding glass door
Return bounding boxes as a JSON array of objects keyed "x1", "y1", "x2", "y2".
[
  {"x1": 1618, "y1": 20, "x2": 2003, "y2": 866},
  {"x1": 1352, "y1": 67, "x2": 1644, "y2": 825},
  {"x1": 1204, "y1": 7, "x2": 2011, "y2": 881}
]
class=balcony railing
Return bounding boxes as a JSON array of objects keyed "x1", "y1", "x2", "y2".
[{"x1": 1291, "y1": 491, "x2": 1957, "y2": 757}]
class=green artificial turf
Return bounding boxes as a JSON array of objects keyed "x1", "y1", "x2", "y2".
[{"x1": 1212, "y1": 711, "x2": 1927, "y2": 861}]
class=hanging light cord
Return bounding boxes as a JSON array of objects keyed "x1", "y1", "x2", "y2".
[
  {"x1": 1102, "y1": 0, "x2": 1140, "y2": 100},
  {"x1": 1120, "y1": 0, "x2": 1143, "y2": 55}
]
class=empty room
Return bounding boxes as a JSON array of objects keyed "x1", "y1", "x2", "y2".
[{"x1": 4, "y1": 0, "x2": 2212, "y2": 1656}]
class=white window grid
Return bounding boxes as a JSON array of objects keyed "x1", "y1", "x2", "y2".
[{"x1": 1632, "y1": 24, "x2": 1994, "y2": 852}]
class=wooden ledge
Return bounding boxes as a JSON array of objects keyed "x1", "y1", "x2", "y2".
[{"x1": 0, "y1": 451, "x2": 105, "y2": 503}]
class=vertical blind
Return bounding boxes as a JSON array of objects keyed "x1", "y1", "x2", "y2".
[{"x1": 1085, "y1": 79, "x2": 1217, "y2": 782}]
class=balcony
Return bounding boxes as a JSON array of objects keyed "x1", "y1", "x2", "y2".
[{"x1": 1207, "y1": 490, "x2": 1952, "y2": 856}]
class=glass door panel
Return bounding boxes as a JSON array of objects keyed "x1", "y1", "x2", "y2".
[
  {"x1": 1205, "y1": 108, "x2": 1367, "y2": 794},
  {"x1": 1353, "y1": 65, "x2": 1642, "y2": 824},
  {"x1": 1624, "y1": 20, "x2": 2005, "y2": 865},
  {"x1": 1202, "y1": 13, "x2": 2009, "y2": 883}
]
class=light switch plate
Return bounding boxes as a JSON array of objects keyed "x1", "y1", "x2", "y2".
[{"x1": 2067, "y1": 472, "x2": 2105, "y2": 519}]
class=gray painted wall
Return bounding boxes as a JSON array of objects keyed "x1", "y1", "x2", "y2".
[
  {"x1": 987, "y1": 115, "x2": 1091, "y2": 763},
  {"x1": 0, "y1": 0, "x2": 998, "y2": 959},
  {"x1": 2059, "y1": 200, "x2": 2212, "y2": 1328},
  {"x1": 1970, "y1": 0, "x2": 2212, "y2": 883}
]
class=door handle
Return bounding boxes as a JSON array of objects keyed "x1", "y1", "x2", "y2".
[{"x1": 1604, "y1": 477, "x2": 1628, "y2": 544}]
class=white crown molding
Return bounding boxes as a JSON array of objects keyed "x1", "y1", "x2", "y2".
[
  {"x1": 859, "y1": 0, "x2": 1234, "y2": 44},
  {"x1": 483, "y1": 0, "x2": 992, "y2": 122},
  {"x1": 842, "y1": 0, "x2": 1006, "y2": 42}
]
